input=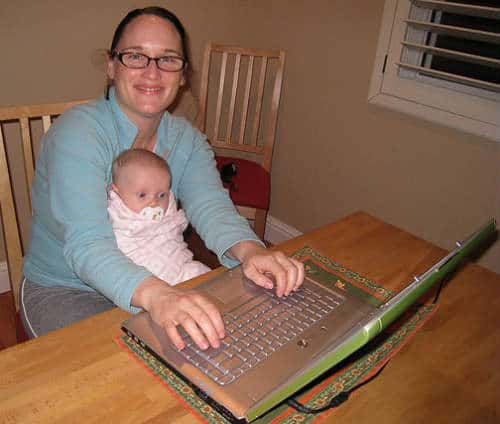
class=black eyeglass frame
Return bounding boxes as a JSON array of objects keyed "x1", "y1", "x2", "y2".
[{"x1": 111, "y1": 51, "x2": 187, "y2": 72}]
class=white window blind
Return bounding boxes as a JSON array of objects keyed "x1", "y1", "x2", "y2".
[{"x1": 368, "y1": 0, "x2": 500, "y2": 142}]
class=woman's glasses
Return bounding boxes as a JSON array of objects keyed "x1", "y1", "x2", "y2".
[{"x1": 112, "y1": 51, "x2": 186, "y2": 72}]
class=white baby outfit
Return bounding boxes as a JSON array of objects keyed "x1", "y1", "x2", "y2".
[{"x1": 108, "y1": 190, "x2": 210, "y2": 285}]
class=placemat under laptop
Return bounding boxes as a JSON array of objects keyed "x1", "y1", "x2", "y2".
[{"x1": 115, "y1": 246, "x2": 438, "y2": 423}]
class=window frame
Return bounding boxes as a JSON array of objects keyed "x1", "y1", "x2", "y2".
[{"x1": 368, "y1": 0, "x2": 500, "y2": 142}]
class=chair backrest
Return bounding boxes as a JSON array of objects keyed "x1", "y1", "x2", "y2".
[
  {"x1": 0, "y1": 100, "x2": 87, "y2": 310},
  {"x1": 196, "y1": 43, "x2": 285, "y2": 172}
]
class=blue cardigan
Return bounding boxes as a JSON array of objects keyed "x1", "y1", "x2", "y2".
[{"x1": 23, "y1": 88, "x2": 260, "y2": 312}]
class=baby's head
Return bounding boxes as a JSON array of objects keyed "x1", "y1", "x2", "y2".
[{"x1": 111, "y1": 148, "x2": 171, "y2": 213}]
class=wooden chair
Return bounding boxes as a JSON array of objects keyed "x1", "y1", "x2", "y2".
[
  {"x1": 196, "y1": 43, "x2": 286, "y2": 240},
  {"x1": 0, "y1": 100, "x2": 86, "y2": 345}
]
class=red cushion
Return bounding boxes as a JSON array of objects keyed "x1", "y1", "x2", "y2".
[{"x1": 216, "y1": 156, "x2": 270, "y2": 210}]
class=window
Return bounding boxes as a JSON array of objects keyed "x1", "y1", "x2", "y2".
[{"x1": 368, "y1": 0, "x2": 500, "y2": 141}]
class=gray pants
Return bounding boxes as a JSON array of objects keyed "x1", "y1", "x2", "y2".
[{"x1": 19, "y1": 278, "x2": 115, "y2": 339}]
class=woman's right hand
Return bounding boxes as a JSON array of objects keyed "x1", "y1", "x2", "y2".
[{"x1": 131, "y1": 276, "x2": 225, "y2": 350}]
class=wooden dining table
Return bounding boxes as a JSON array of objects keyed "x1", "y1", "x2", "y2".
[{"x1": 0, "y1": 211, "x2": 499, "y2": 423}]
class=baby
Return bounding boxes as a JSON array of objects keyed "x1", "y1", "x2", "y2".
[{"x1": 108, "y1": 148, "x2": 210, "y2": 285}]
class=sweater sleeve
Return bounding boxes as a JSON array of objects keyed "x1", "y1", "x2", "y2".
[
  {"x1": 174, "y1": 123, "x2": 264, "y2": 268},
  {"x1": 44, "y1": 112, "x2": 151, "y2": 311}
]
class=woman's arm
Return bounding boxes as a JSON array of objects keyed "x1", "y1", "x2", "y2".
[{"x1": 173, "y1": 123, "x2": 262, "y2": 267}]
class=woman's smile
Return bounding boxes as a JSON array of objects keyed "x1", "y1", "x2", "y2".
[{"x1": 135, "y1": 85, "x2": 163, "y2": 95}]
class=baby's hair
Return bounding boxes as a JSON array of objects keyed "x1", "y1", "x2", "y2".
[{"x1": 112, "y1": 148, "x2": 171, "y2": 183}]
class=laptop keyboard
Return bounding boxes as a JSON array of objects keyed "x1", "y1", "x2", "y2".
[{"x1": 178, "y1": 283, "x2": 343, "y2": 385}]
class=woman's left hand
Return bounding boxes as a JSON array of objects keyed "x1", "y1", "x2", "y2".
[{"x1": 230, "y1": 241, "x2": 304, "y2": 297}]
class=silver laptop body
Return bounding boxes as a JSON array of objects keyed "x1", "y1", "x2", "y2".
[{"x1": 122, "y1": 219, "x2": 495, "y2": 422}]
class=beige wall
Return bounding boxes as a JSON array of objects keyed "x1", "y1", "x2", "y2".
[{"x1": 1, "y1": 0, "x2": 499, "y2": 274}]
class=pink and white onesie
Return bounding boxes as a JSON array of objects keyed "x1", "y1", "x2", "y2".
[{"x1": 107, "y1": 190, "x2": 210, "y2": 285}]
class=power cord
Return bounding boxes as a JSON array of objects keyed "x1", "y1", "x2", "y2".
[
  {"x1": 286, "y1": 359, "x2": 391, "y2": 414},
  {"x1": 432, "y1": 276, "x2": 448, "y2": 304}
]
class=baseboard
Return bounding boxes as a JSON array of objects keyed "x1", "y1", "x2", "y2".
[
  {"x1": 0, "y1": 261, "x2": 9, "y2": 294},
  {"x1": 264, "y1": 215, "x2": 303, "y2": 245}
]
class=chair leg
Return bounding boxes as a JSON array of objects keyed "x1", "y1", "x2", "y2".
[
  {"x1": 0, "y1": 291, "x2": 17, "y2": 348},
  {"x1": 253, "y1": 209, "x2": 268, "y2": 241}
]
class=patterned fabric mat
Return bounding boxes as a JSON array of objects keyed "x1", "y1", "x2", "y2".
[{"x1": 115, "y1": 246, "x2": 438, "y2": 423}]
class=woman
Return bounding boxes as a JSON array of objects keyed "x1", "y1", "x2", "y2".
[{"x1": 21, "y1": 7, "x2": 304, "y2": 350}]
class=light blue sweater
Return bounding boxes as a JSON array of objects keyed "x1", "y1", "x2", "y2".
[{"x1": 23, "y1": 88, "x2": 260, "y2": 311}]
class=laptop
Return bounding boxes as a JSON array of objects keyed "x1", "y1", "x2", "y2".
[{"x1": 122, "y1": 218, "x2": 496, "y2": 422}]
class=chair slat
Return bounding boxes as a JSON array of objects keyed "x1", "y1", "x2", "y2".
[
  {"x1": 238, "y1": 56, "x2": 254, "y2": 146},
  {"x1": 262, "y1": 51, "x2": 285, "y2": 170},
  {"x1": 19, "y1": 118, "x2": 34, "y2": 209},
  {"x1": 213, "y1": 52, "x2": 228, "y2": 142},
  {"x1": 250, "y1": 57, "x2": 268, "y2": 148},
  {"x1": 226, "y1": 53, "x2": 241, "y2": 145},
  {"x1": 196, "y1": 45, "x2": 212, "y2": 131}
]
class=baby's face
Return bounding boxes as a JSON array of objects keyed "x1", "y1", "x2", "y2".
[{"x1": 113, "y1": 163, "x2": 170, "y2": 213}]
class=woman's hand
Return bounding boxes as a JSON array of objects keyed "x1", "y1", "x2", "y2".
[
  {"x1": 132, "y1": 276, "x2": 225, "y2": 350},
  {"x1": 230, "y1": 241, "x2": 305, "y2": 297}
]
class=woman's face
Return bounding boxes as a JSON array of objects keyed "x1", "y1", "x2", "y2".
[{"x1": 107, "y1": 14, "x2": 185, "y2": 125}]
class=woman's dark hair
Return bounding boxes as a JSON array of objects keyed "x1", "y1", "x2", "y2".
[{"x1": 106, "y1": 6, "x2": 190, "y2": 99}]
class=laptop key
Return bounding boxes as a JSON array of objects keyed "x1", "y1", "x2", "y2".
[
  {"x1": 262, "y1": 345, "x2": 275, "y2": 355},
  {"x1": 207, "y1": 368, "x2": 226, "y2": 381},
  {"x1": 220, "y1": 356, "x2": 245, "y2": 372},
  {"x1": 218, "y1": 374, "x2": 236, "y2": 386},
  {"x1": 197, "y1": 360, "x2": 213, "y2": 373},
  {"x1": 246, "y1": 345, "x2": 260, "y2": 356},
  {"x1": 177, "y1": 282, "x2": 344, "y2": 385},
  {"x1": 248, "y1": 356, "x2": 260, "y2": 367},
  {"x1": 239, "y1": 336, "x2": 253, "y2": 347}
]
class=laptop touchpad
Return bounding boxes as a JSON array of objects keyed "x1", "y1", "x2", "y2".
[{"x1": 198, "y1": 267, "x2": 260, "y2": 306}]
